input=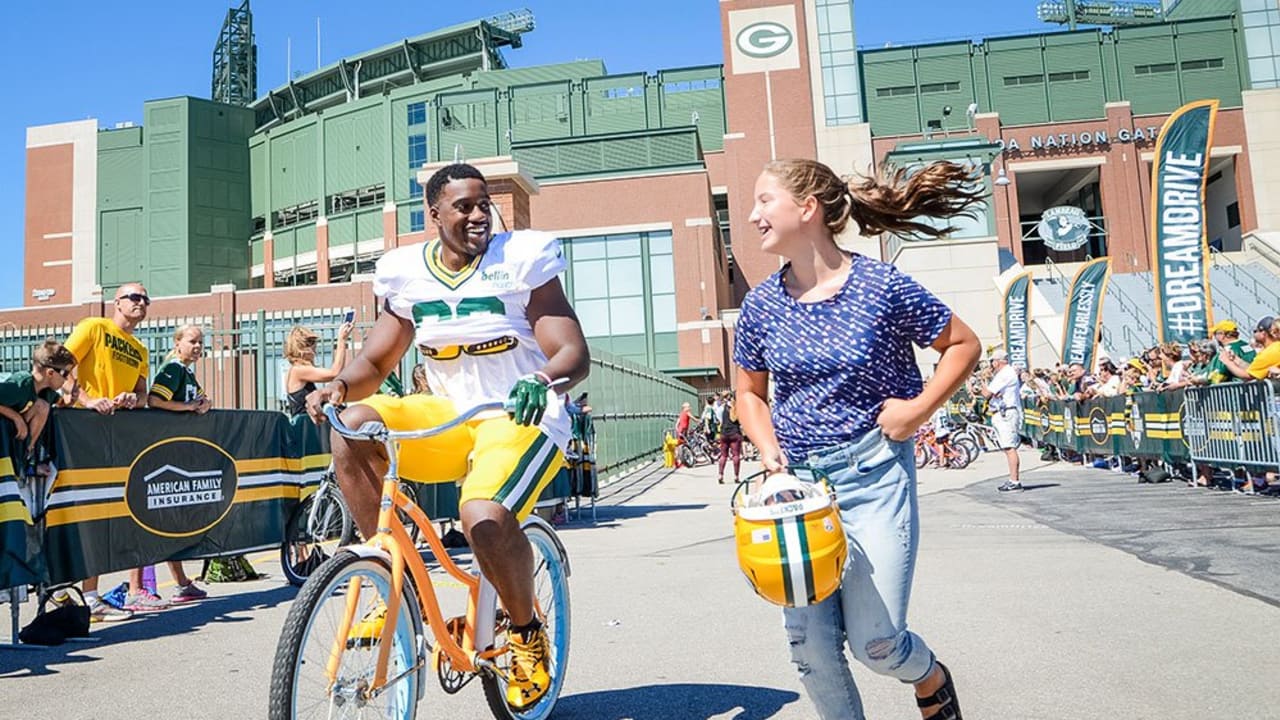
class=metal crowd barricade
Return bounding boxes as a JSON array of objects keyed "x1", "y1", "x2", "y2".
[{"x1": 1184, "y1": 381, "x2": 1280, "y2": 493}]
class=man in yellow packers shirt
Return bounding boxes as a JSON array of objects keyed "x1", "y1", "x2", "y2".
[{"x1": 62, "y1": 282, "x2": 169, "y2": 620}]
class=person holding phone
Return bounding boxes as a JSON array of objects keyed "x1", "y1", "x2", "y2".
[{"x1": 284, "y1": 319, "x2": 353, "y2": 417}]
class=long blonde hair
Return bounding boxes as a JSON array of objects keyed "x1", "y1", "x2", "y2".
[
  {"x1": 762, "y1": 159, "x2": 987, "y2": 239},
  {"x1": 284, "y1": 326, "x2": 319, "y2": 364}
]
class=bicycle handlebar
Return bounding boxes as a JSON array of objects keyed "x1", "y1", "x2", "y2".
[{"x1": 321, "y1": 377, "x2": 570, "y2": 442}]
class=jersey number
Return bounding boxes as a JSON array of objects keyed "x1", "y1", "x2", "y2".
[{"x1": 412, "y1": 296, "x2": 505, "y2": 324}]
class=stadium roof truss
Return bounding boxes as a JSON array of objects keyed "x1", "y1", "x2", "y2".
[{"x1": 251, "y1": 19, "x2": 527, "y2": 131}]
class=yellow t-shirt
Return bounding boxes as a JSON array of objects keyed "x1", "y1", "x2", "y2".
[
  {"x1": 64, "y1": 317, "x2": 149, "y2": 402},
  {"x1": 1246, "y1": 341, "x2": 1280, "y2": 379}
]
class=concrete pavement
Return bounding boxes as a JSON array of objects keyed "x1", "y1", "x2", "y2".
[{"x1": 4, "y1": 447, "x2": 1279, "y2": 719}]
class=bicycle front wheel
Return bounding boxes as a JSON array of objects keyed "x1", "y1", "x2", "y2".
[
  {"x1": 281, "y1": 489, "x2": 356, "y2": 587},
  {"x1": 481, "y1": 521, "x2": 571, "y2": 720},
  {"x1": 268, "y1": 551, "x2": 422, "y2": 720}
]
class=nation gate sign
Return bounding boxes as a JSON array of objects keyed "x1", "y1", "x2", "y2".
[{"x1": 1150, "y1": 99, "x2": 1219, "y2": 345}]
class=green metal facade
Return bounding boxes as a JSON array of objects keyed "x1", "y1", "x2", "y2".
[
  {"x1": 97, "y1": 98, "x2": 252, "y2": 296},
  {"x1": 861, "y1": 15, "x2": 1247, "y2": 136},
  {"x1": 245, "y1": 60, "x2": 725, "y2": 251}
]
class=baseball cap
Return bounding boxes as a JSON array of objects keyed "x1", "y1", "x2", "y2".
[
  {"x1": 990, "y1": 349, "x2": 1008, "y2": 361},
  {"x1": 1210, "y1": 319, "x2": 1238, "y2": 334},
  {"x1": 1255, "y1": 316, "x2": 1275, "y2": 333}
]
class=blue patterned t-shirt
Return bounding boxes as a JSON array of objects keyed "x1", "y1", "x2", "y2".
[{"x1": 733, "y1": 254, "x2": 952, "y2": 461}]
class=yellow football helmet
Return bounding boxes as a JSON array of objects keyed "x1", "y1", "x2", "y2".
[{"x1": 733, "y1": 473, "x2": 847, "y2": 608}]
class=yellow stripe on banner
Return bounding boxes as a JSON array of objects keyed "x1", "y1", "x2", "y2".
[
  {"x1": 0, "y1": 457, "x2": 14, "y2": 479},
  {"x1": 1148, "y1": 413, "x2": 1179, "y2": 422},
  {"x1": 237, "y1": 454, "x2": 332, "y2": 474},
  {"x1": 46, "y1": 502, "x2": 129, "y2": 527},
  {"x1": 1149, "y1": 430, "x2": 1181, "y2": 439},
  {"x1": 56, "y1": 468, "x2": 124, "y2": 488},
  {"x1": 0, "y1": 500, "x2": 33, "y2": 524}
]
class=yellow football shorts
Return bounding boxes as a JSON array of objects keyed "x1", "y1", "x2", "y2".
[{"x1": 355, "y1": 394, "x2": 563, "y2": 520}]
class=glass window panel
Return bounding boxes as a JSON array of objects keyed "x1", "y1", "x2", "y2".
[
  {"x1": 575, "y1": 299, "x2": 611, "y2": 337},
  {"x1": 571, "y1": 259, "x2": 609, "y2": 299},
  {"x1": 610, "y1": 297, "x2": 646, "y2": 335},
  {"x1": 1270, "y1": 25, "x2": 1280, "y2": 54},
  {"x1": 651, "y1": 294, "x2": 677, "y2": 333},
  {"x1": 826, "y1": 7, "x2": 852, "y2": 34},
  {"x1": 1246, "y1": 27, "x2": 1273, "y2": 56},
  {"x1": 570, "y1": 236, "x2": 606, "y2": 260},
  {"x1": 1251, "y1": 57, "x2": 1277, "y2": 82},
  {"x1": 607, "y1": 257, "x2": 644, "y2": 297},
  {"x1": 827, "y1": 33, "x2": 854, "y2": 52},
  {"x1": 607, "y1": 234, "x2": 642, "y2": 258},
  {"x1": 819, "y1": 34, "x2": 831, "y2": 52},
  {"x1": 831, "y1": 50, "x2": 857, "y2": 66},
  {"x1": 1242, "y1": 0, "x2": 1269, "y2": 12},
  {"x1": 650, "y1": 254, "x2": 675, "y2": 294},
  {"x1": 835, "y1": 95, "x2": 860, "y2": 120},
  {"x1": 648, "y1": 231, "x2": 673, "y2": 255},
  {"x1": 832, "y1": 68, "x2": 859, "y2": 95}
]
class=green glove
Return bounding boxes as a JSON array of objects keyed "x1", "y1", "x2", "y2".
[{"x1": 507, "y1": 374, "x2": 550, "y2": 426}]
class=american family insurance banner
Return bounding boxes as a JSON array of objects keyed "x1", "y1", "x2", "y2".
[
  {"x1": 43, "y1": 409, "x2": 328, "y2": 585},
  {"x1": 1061, "y1": 257, "x2": 1111, "y2": 371},
  {"x1": 1150, "y1": 99, "x2": 1219, "y2": 345},
  {"x1": 1002, "y1": 271, "x2": 1032, "y2": 370}
]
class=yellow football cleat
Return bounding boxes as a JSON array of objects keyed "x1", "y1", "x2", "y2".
[
  {"x1": 346, "y1": 602, "x2": 387, "y2": 649},
  {"x1": 505, "y1": 625, "x2": 552, "y2": 710}
]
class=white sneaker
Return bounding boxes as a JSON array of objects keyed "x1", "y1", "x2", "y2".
[{"x1": 87, "y1": 597, "x2": 134, "y2": 623}]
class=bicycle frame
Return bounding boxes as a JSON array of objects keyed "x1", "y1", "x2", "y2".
[{"x1": 321, "y1": 402, "x2": 511, "y2": 693}]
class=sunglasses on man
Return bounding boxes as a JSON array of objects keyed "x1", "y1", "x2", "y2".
[
  {"x1": 117, "y1": 292, "x2": 150, "y2": 306},
  {"x1": 40, "y1": 364, "x2": 70, "y2": 378}
]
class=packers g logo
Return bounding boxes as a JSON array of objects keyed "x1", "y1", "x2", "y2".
[{"x1": 736, "y1": 21, "x2": 793, "y2": 59}]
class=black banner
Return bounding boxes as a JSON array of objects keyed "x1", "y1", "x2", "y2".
[{"x1": 44, "y1": 409, "x2": 325, "y2": 584}]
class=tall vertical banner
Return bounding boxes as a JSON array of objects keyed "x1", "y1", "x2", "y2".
[
  {"x1": 1061, "y1": 257, "x2": 1111, "y2": 370},
  {"x1": 1150, "y1": 99, "x2": 1219, "y2": 344},
  {"x1": 1003, "y1": 271, "x2": 1032, "y2": 369}
]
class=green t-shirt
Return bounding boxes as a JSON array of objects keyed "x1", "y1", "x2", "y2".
[
  {"x1": 149, "y1": 361, "x2": 204, "y2": 404},
  {"x1": 1208, "y1": 339, "x2": 1256, "y2": 384},
  {"x1": 0, "y1": 371, "x2": 59, "y2": 413}
]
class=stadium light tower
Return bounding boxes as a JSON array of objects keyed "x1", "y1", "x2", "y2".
[
  {"x1": 212, "y1": 0, "x2": 258, "y2": 107},
  {"x1": 1037, "y1": 0, "x2": 1164, "y2": 30}
]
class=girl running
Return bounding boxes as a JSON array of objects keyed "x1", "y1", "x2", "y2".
[{"x1": 734, "y1": 158, "x2": 983, "y2": 720}]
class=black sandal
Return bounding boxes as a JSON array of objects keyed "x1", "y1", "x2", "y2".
[{"x1": 916, "y1": 661, "x2": 962, "y2": 719}]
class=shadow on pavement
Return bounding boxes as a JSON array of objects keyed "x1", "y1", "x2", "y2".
[
  {"x1": 0, "y1": 584, "x2": 296, "y2": 678},
  {"x1": 555, "y1": 682, "x2": 801, "y2": 719},
  {"x1": 1019, "y1": 483, "x2": 1061, "y2": 491}
]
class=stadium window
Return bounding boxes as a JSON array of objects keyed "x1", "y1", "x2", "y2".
[
  {"x1": 407, "y1": 101, "x2": 427, "y2": 126},
  {"x1": 1227, "y1": 202, "x2": 1241, "y2": 229},
  {"x1": 1003, "y1": 74, "x2": 1044, "y2": 86},
  {"x1": 410, "y1": 209, "x2": 425, "y2": 232},
  {"x1": 1135, "y1": 63, "x2": 1177, "y2": 75},
  {"x1": 407, "y1": 134, "x2": 427, "y2": 169},
  {"x1": 1181, "y1": 58, "x2": 1224, "y2": 71},
  {"x1": 409, "y1": 177, "x2": 423, "y2": 200},
  {"x1": 1048, "y1": 70, "x2": 1090, "y2": 82},
  {"x1": 875, "y1": 85, "x2": 916, "y2": 98},
  {"x1": 919, "y1": 81, "x2": 960, "y2": 94}
]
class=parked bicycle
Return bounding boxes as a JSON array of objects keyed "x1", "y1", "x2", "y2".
[
  {"x1": 676, "y1": 419, "x2": 722, "y2": 467},
  {"x1": 914, "y1": 424, "x2": 978, "y2": 469},
  {"x1": 268, "y1": 402, "x2": 571, "y2": 720}
]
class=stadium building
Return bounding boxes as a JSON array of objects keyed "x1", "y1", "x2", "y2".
[{"x1": 19, "y1": 0, "x2": 1280, "y2": 385}]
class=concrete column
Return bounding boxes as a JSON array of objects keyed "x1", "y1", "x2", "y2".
[
  {"x1": 1104, "y1": 102, "x2": 1149, "y2": 272},
  {"x1": 382, "y1": 202, "x2": 398, "y2": 251},
  {"x1": 315, "y1": 217, "x2": 330, "y2": 284},
  {"x1": 263, "y1": 231, "x2": 275, "y2": 289}
]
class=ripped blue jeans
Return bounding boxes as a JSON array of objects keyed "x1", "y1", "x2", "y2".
[{"x1": 784, "y1": 427, "x2": 935, "y2": 720}]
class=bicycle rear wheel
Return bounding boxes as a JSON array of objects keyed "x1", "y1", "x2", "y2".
[
  {"x1": 481, "y1": 521, "x2": 571, "y2": 720},
  {"x1": 268, "y1": 551, "x2": 423, "y2": 720},
  {"x1": 914, "y1": 442, "x2": 930, "y2": 469},
  {"x1": 281, "y1": 487, "x2": 356, "y2": 587},
  {"x1": 952, "y1": 437, "x2": 980, "y2": 465}
]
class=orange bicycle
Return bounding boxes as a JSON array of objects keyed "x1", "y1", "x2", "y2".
[{"x1": 267, "y1": 402, "x2": 571, "y2": 720}]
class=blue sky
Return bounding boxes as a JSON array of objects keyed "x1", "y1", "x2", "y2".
[{"x1": 0, "y1": 1, "x2": 1052, "y2": 308}]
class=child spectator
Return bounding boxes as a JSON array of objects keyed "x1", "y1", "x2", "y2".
[
  {"x1": 0, "y1": 339, "x2": 74, "y2": 462},
  {"x1": 148, "y1": 325, "x2": 212, "y2": 414}
]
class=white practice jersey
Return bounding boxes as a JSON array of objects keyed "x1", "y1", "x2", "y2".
[{"x1": 374, "y1": 230, "x2": 571, "y2": 450}]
